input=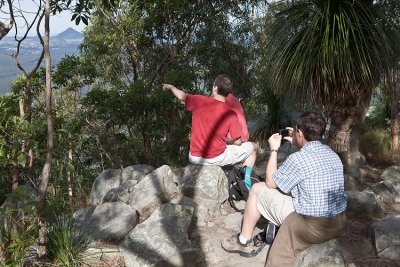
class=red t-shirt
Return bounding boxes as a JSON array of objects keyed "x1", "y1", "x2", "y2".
[
  {"x1": 225, "y1": 94, "x2": 249, "y2": 142},
  {"x1": 186, "y1": 94, "x2": 242, "y2": 158}
]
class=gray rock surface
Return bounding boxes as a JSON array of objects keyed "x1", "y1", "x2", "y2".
[
  {"x1": 179, "y1": 164, "x2": 228, "y2": 207},
  {"x1": 371, "y1": 215, "x2": 400, "y2": 261},
  {"x1": 121, "y1": 203, "x2": 197, "y2": 267},
  {"x1": 293, "y1": 239, "x2": 345, "y2": 267},
  {"x1": 73, "y1": 201, "x2": 137, "y2": 243},
  {"x1": 91, "y1": 169, "x2": 123, "y2": 205}
]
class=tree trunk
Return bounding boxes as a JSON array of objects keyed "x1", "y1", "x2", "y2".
[
  {"x1": 389, "y1": 68, "x2": 399, "y2": 157},
  {"x1": 67, "y1": 133, "x2": 73, "y2": 210},
  {"x1": 37, "y1": 0, "x2": 53, "y2": 259},
  {"x1": 328, "y1": 88, "x2": 372, "y2": 171}
]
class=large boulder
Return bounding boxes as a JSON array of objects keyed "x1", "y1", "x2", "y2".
[
  {"x1": 294, "y1": 239, "x2": 345, "y2": 267},
  {"x1": 381, "y1": 166, "x2": 400, "y2": 203},
  {"x1": 371, "y1": 215, "x2": 400, "y2": 261},
  {"x1": 346, "y1": 190, "x2": 386, "y2": 219},
  {"x1": 91, "y1": 169, "x2": 123, "y2": 205},
  {"x1": 103, "y1": 165, "x2": 179, "y2": 217},
  {"x1": 121, "y1": 203, "x2": 200, "y2": 267},
  {"x1": 91, "y1": 165, "x2": 155, "y2": 205},
  {"x1": 73, "y1": 202, "x2": 138, "y2": 243},
  {"x1": 179, "y1": 165, "x2": 228, "y2": 207}
]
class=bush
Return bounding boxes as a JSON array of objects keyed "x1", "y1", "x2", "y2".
[
  {"x1": 47, "y1": 214, "x2": 89, "y2": 266},
  {"x1": 359, "y1": 128, "x2": 398, "y2": 167}
]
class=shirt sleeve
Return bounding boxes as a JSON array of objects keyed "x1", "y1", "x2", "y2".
[
  {"x1": 272, "y1": 154, "x2": 303, "y2": 194},
  {"x1": 226, "y1": 94, "x2": 249, "y2": 141},
  {"x1": 185, "y1": 94, "x2": 196, "y2": 111},
  {"x1": 228, "y1": 111, "x2": 242, "y2": 140}
]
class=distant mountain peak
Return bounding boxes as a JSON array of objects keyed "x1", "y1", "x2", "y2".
[{"x1": 55, "y1": 28, "x2": 83, "y2": 39}]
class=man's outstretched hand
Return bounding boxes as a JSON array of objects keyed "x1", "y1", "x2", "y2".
[
  {"x1": 162, "y1": 84, "x2": 175, "y2": 92},
  {"x1": 162, "y1": 84, "x2": 187, "y2": 102}
]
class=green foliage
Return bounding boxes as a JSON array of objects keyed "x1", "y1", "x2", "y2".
[
  {"x1": 46, "y1": 214, "x2": 89, "y2": 266},
  {"x1": 0, "y1": 187, "x2": 37, "y2": 266},
  {"x1": 265, "y1": 0, "x2": 400, "y2": 108},
  {"x1": 359, "y1": 128, "x2": 395, "y2": 167}
]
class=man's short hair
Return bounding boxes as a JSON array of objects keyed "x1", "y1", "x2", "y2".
[
  {"x1": 296, "y1": 112, "x2": 326, "y2": 141},
  {"x1": 213, "y1": 74, "x2": 233, "y2": 97}
]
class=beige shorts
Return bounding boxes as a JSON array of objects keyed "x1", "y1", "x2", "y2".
[
  {"x1": 188, "y1": 142, "x2": 254, "y2": 166},
  {"x1": 256, "y1": 187, "x2": 295, "y2": 226}
]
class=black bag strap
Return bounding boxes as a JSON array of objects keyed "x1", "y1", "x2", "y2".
[{"x1": 228, "y1": 197, "x2": 244, "y2": 213}]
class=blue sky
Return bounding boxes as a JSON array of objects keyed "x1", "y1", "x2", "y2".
[
  {"x1": 1, "y1": 0, "x2": 87, "y2": 36},
  {"x1": 51, "y1": 10, "x2": 87, "y2": 35}
]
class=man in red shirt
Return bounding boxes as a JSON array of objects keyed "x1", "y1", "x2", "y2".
[{"x1": 162, "y1": 74, "x2": 257, "y2": 167}]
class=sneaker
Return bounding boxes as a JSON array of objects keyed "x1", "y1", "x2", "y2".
[{"x1": 221, "y1": 233, "x2": 262, "y2": 257}]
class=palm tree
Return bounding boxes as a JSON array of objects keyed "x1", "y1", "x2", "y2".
[{"x1": 265, "y1": 0, "x2": 400, "y2": 169}]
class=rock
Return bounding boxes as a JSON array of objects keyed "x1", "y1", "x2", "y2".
[
  {"x1": 73, "y1": 202, "x2": 138, "y2": 243},
  {"x1": 294, "y1": 239, "x2": 345, "y2": 267},
  {"x1": 382, "y1": 166, "x2": 400, "y2": 182},
  {"x1": 371, "y1": 215, "x2": 400, "y2": 261},
  {"x1": 91, "y1": 169, "x2": 122, "y2": 205},
  {"x1": 103, "y1": 179, "x2": 138, "y2": 203},
  {"x1": 346, "y1": 190, "x2": 386, "y2": 219},
  {"x1": 101, "y1": 165, "x2": 179, "y2": 217},
  {"x1": 121, "y1": 203, "x2": 198, "y2": 267},
  {"x1": 179, "y1": 165, "x2": 228, "y2": 207},
  {"x1": 126, "y1": 165, "x2": 179, "y2": 214},
  {"x1": 91, "y1": 165, "x2": 155, "y2": 205},
  {"x1": 223, "y1": 212, "x2": 243, "y2": 229},
  {"x1": 371, "y1": 181, "x2": 398, "y2": 204},
  {"x1": 381, "y1": 166, "x2": 400, "y2": 203},
  {"x1": 120, "y1": 164, "x2": 155, "y2": 184},
  {"x1": 348, "y1": 164, "x2": 361, "y2": 180},
  {"x1": 344, "y1": 174, "x2": 361, "y2": 191},
  {"x1": 355, "y1": 152, "x2": 367, "y2": 167}
]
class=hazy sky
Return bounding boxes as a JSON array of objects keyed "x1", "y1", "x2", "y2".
[{"x1": 1, "y1": 0, "x2": 87, "y2": 36}]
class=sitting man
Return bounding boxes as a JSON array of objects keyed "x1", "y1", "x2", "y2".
[
  {"x1": 222, "y1": 111, "x2": 347, "y2": 267},
  {"x1": 162, "y1": 74, "x2": 257, "y2": 168}
]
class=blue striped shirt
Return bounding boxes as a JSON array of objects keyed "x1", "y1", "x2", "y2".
[{"x1": 272, "y1": 141, "x2": 347, "y2": 217}]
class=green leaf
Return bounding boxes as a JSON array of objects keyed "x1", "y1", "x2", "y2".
[
  {"x1": 17, "y1": 153, "x2": 26, "y2": 167},
  {"x1": 67, "y1": 163, "x2": 75, "y2": 173}
]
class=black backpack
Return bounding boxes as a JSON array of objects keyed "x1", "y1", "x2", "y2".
[{"x1": 226, "y1": 165, "x2": 264, "y2": 212}]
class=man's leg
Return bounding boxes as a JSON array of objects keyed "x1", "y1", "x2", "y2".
[
  {"x1": 220, "y1": 183, "x2": 267, "y2": 256},
  {"x1": 240, "y1": 182, "x2": 266, "y2": 240},
  {"x1": 221, "y1": 184, "x2": 294, "y2": 256},
  {"x1": 242, "y1": 142, "x2": 258, "y2": 168},
  {"x1": 265, "y1": 211, "x2": 346, "y2": 267}
]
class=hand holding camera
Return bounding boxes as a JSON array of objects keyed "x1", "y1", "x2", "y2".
[{"x1": 278, "y1": 129, "x2": 289, "y2": 137}]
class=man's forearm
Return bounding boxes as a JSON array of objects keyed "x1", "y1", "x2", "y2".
[
  {"x1": 170, "y1": 86, "x2": 187, "y2": 102},
  {"x1": 162, "y1": 84, "x2": 187, "y2": 102},
  {"x1": 266, "y1": 150, "x2": 278, "y2": 188}
]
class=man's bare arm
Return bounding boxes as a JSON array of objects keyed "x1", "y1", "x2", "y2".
[{"x1": 162, "y1": 84, "x2": 187, "y2": 103}]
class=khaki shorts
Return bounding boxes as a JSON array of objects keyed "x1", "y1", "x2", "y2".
[
  {"x1": 256, "y1": 187, "x2": 295, "y2": 226},
  {"x1": 188, "y1": 142, "x2": 254, "y2": 166}
]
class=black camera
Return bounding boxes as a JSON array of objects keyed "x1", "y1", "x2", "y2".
[{"x1": 279, "y1": 129, "x2": 289, "y2": 137}]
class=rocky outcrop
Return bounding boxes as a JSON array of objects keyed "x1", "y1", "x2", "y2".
[{"x1": 68, "y1": 163, "x2": 400, "y2": 266}]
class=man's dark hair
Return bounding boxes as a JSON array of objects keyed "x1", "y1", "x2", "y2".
[
  {"x1": 296, "y1": 112, "x2": 326, "y2": 141},
  {"x1": 213, "y1": 74, "x2": 233, "y2": 97}
]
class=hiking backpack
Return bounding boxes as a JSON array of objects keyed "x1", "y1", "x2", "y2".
[{"x1": 226, "y1": 165, "x2": 264, "y2": 212}]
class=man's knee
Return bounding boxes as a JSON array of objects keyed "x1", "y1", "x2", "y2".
[{"x1": 250, "y1": 182, "x2": 267, "y2": 197}]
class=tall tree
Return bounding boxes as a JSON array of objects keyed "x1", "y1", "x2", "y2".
[
  {"x1": 37, "y1": 0, "x2": 53, "y2": 259},
  {"x1": 265, "y1": 0, "x2": 400, "y2": 169}
]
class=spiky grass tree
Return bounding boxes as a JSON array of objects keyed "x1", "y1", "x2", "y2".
[{"x1": 266, "y1": 0, "x2": 400, "y2": 169}]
